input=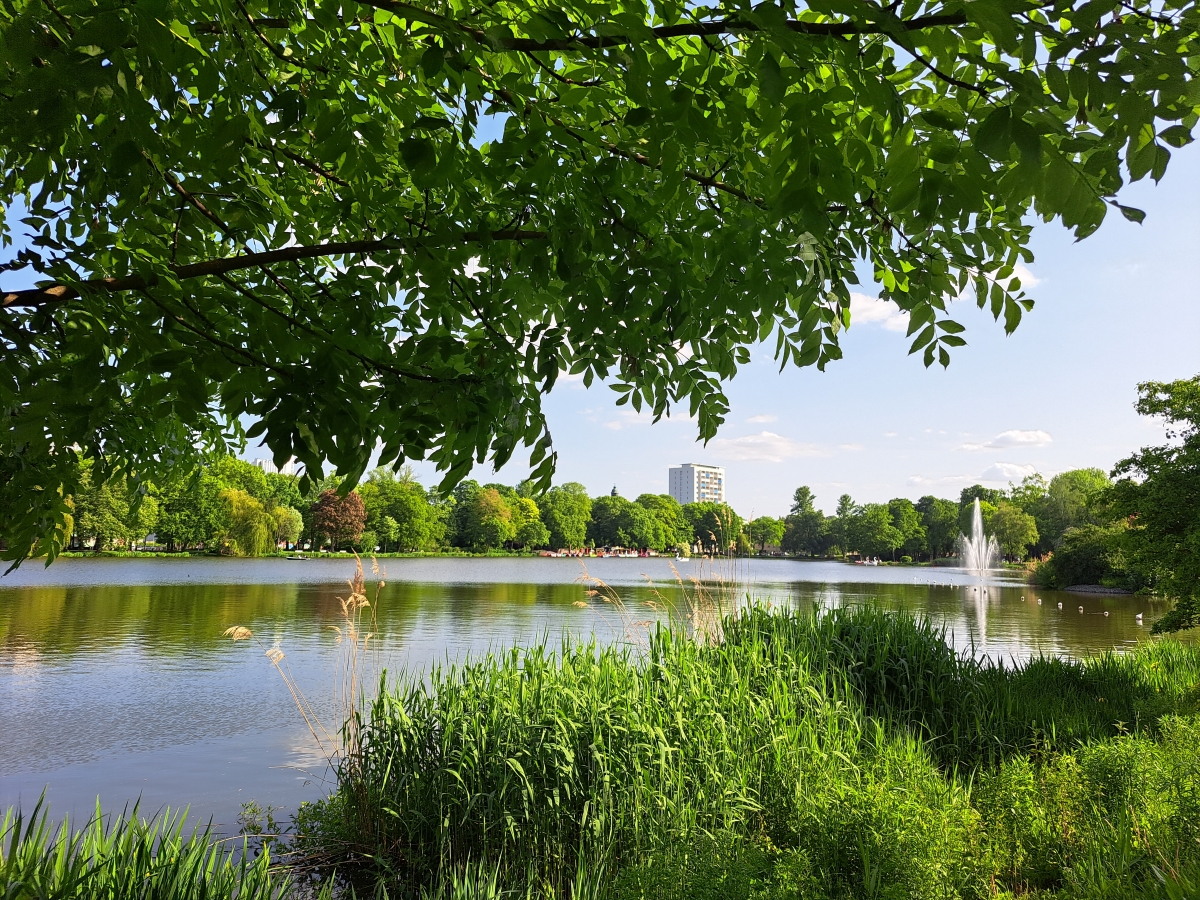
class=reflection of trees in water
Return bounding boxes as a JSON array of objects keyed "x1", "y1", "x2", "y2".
[
  {"x1": 776, "y1": 580, "x2": 1183, "y2": 660},
  {"x1": 5, "y1": 575, "x2": 1183, "y2": 666},
  {"x1": 0, "y1": 583, "x2": 303, "y2": 656},
  {"x1": 0, "y1": 578, "x2": 684, "y2": 661}
]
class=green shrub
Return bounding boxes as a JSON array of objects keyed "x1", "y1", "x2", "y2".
[{"x1": 1031, "y1": 522, "x2": 1143, "y2": 590}]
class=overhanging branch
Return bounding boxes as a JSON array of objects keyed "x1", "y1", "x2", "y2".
[
  {"x1": 361, "y1": 2, "x2": 969, "y2": 50},
  {"x1": 1, "y1": 230, "x2": 548, "y2": 308}
]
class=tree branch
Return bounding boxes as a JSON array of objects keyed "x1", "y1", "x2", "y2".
[
  {"x1": 2, "y1": 230, "x2": 549, "y2": 308},
  {"x1": 361, "y1": 2, "x2": 969, "y2": 50}
]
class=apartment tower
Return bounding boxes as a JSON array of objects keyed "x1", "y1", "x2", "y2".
[{"x1": 668, "y1": 463, "x2": 726, "y2": 505}]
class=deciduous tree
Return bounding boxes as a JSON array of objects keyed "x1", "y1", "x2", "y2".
[
  {"x1": 990, "y1": 501, "x2": 1039, "y2": 561},
  {"x1": 310, "y1": 489, "x2": 367, "y2": 550},
  {"x1": 6, "y1": 0, "x2": 1196, "y2": 566},
  {"x1": 747, "y1": 516, "x2": 785, "y2": 553},
  {"x1": 1109, "y1": 375, "x2": 1200, "y2": 632},
  {"x1": 782, "y1": 486, "x2": 827, "y2": 556},
  {"x1": 539, "y1": 484, "x2": 593, "y2": 549},
  {"x1": 916, "y1": 496, "x2": 959, "y2": 560}
]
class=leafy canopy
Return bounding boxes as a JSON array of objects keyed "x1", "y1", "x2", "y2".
[
  {"x1": 2, "y1": 0, "x2": 1198, "y2": 565},
  {"x1": 1110, "y1": 375, "x2": 1200, "y2": 632}
]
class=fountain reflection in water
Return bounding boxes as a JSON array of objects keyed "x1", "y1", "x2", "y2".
[{"x1": 959, "y1": 497, "x2": 1000, "y2": 574}]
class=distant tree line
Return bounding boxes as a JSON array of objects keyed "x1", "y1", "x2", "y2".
[
  {"x1": 50, "y1": 457, "x2": 745, "y2": 557},
  {"x1": 740, "y1": 468, "x2": 1112, "y2": 564}
]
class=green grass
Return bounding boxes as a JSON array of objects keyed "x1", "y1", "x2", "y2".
[
  {"x1": 0, "y1": 799, "x2": 290, "y2": 899},
  {"x1": 296, "y1": 604, "x2": 1200, "y2": 899}
]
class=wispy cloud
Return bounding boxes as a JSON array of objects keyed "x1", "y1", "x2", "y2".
[
  {"x1": 746, "y1": 413, "x2": 778, "y2": 423},
  {"x1": 838, "y1": 443, "x2": 865, "y2": 451},
  {"x1": 959, "y1": 429, "x2": 1052, "y2": 451},
  {"x1": 980, "y1": 462, "x2": 1039, "y2": 482},
  {"x1": 1012, "y1": 263, "x2": 1040, "y2": 288},
  {"x1": 906, "y1": 473, "x2": 976, "y2": 488},
  {"x1": 849, "y1": 293, "x2": 910, "y2": 332},
  {"x1": 603, "y1": 409, "x2": 654, "y2": 431},
  {"x1": 709, "y1": 431, "x2": 824, "y2": 463}
]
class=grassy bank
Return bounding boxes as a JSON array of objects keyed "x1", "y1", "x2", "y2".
[
  {"x1": 300, "y1": 605, "x2": 1200, "y2": 899},
  {"x1": 7, "y1": 607, "x2": 1200, "y2": 899}
]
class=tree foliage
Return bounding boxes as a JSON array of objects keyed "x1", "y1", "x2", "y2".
[
  {"x1": 1110, "y1": 375, "x2": 1200, "y2": 632},
  {"x1": 916, "y1": 495, "x2": 958, "y2": 559},
  {"x1": 847, "y1": 502, "x2": 902, "y2": 558},
  {"x1": 4, "y1": 0, "x2": 1197, "y2": 566},
  {"x1": 746, "y1": 516, "x2": 785, "y2": 552},
  {"x1": 990, "y1": 500, "x2": 1039, "y2": 560},
  {"x1": 537, "y1": 483, "x2": 593, "y2": 549},
  {"x1": 684, "y1": 501, "x2": 743, "y2": 554},
  {"x1": 310, "y1": 488, "x2": 367, "y2": 550},
  {"x1": 219, "y1": 487, "x2": 275, "y2": 556},
  {"x1": 781, "y1": 485, "x2": 827, "y2": 555}
]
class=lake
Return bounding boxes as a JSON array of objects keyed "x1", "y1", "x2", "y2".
[{"x1": 0, "y1": 556, "x2": 1171, "y2": 832}]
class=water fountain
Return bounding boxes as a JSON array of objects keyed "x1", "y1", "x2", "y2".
[{"x1": 958, "y1": 497, "x2": 1000, "y2": 574}]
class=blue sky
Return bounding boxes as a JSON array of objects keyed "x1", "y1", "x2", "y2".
[{"x1": 409, "y1": 144, "x2": 1199, "y2": 516}]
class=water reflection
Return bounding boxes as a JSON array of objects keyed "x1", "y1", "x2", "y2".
[{"x1": 0, "y1": 557, "x2": 1182, "y2": 830}]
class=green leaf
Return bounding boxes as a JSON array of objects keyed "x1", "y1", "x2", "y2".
[
  {"x1": 421, "y1": 46, "x2": 444, "y2": 79},
  {"x1": 1045, "y1": 64, "x2": 1069, "y2": 104},
  {"x1": 400, "y1": 138, "x2": 436, "y2": 175},
  {"x1": 758, "y1": 53, "x2": 785, "y2": 106},
  {"x1": 975, "y1": 108, "x2": 1013, "y2": 161},
  {"x1": 1158, "y1": 125, "x2": 1193, "y2": 149},
  {"x1": 1003, "y1": 297, "x2": 1022, "y2": 334},
  {"x1": 1114, "y1": 203, "x2": 1146, "y2": 224},
  {"x1": 624, "y1": 107, "x2": 652, "y2": 128},
  {"x1": 908, "y1": 325, "x2": 936, "y2": 354}
]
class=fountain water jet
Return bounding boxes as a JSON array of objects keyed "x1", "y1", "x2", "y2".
[{"x1": 958, "y1": 497, "x2": 1000, "y2": 574}]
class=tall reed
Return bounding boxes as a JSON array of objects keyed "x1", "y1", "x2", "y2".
[
  {"x1": 0, "y1": 799, "x2": 287, "y2": 899},
  {"x1": 297, "y1": 604, "x2": 1200, "y2": 899}
]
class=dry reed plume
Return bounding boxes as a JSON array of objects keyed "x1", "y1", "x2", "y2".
[
  {"x1": 577, "y1": 555, "x2": 746, "y2": 647},
  {"x1": 224, "y1": 554, "x2": 385, "y2": 766}
]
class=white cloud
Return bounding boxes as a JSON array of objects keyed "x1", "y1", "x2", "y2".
[
  {"x1": 1013, "y1": 263, "x2": 1040, "y2": 288},
  {"x1": 746, "y1": 413, "x2": 778, "y2": 423},
  {"x1": 883, "y1": 431, "x2": 898, "y2": 438},
  {"x1": 980, "y1": 462, "x2": 1039, "y2": 482},
  {"x1": 959, "y1": 429, "x2": 1052, "y2": 451},
  {"x1": 907, "y1": 473, "x2": 975, "y2": 487},
  {"x1": 838, "y1": 443, "x2": 865, "y2": 451},
  {"x1": 849, "y1": 293, "x2": 910, "y2": 332},
  {"x1": 602, "y1": 409, "x2": 654, "y2": 431},
  {"x1": 709, "y1": 431, "x2": 824, "y2": 463}
]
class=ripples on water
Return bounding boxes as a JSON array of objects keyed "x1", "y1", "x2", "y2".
[{"x1": 0, "y1": 556, "x2": 1174, "y2": 829}]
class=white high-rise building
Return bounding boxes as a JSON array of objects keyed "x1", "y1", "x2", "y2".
[
  {"x1": 668, "y1": 463, "x2": 725, "y2": 505},
  {"x1": 251, "y1": 457, "x2": 296, "y2": 476}
]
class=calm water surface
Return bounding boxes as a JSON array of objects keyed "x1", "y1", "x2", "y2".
[{"x1": 0, "y1": 557, "x2": 1173, "y2": 830}]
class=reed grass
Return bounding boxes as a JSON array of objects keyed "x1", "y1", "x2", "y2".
[
  {"x1": 296, "y1": 603, "x2": 1200, "y2": 900},
  {"x1": 0, "y1": 799, "x2": 288, "y2": 899}
]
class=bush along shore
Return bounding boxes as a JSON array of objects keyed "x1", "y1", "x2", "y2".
[{"x1": 6, "y1": 606, "x2": 1200, "y2": 899}]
